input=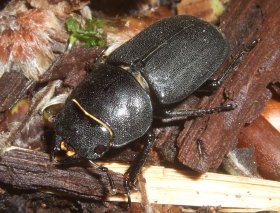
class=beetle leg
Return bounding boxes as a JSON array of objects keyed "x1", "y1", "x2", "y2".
[
  {"x1": 89, "y1": 160, "x2": 117, "y2": 195},
  {"x1": 124, "y1": 130, "x2": 155, "y2": 207},
  {"x1": 201, "y1": 38, "x2": 260, "y2": 92},
  {"x1": 159, "y1": 103, "x2": 236, "y2": 123}
]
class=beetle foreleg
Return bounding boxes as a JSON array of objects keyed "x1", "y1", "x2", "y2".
[
  {"x1": 124, "y1": 130, "x2": 155, "y2": 207},
  {"x1": 89, "y1": 160, "x2": 117, "y2": 195},
  {"x1": 159, "y1": 103, "x2": 236, "y2": 123}
]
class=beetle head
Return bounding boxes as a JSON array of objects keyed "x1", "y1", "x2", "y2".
[
  {"x1": 52, "y1": 99, "x2": 114, "y2": 163},
  {"x1": 52, "y1": 132, "x2": 110, "y2": 163}
]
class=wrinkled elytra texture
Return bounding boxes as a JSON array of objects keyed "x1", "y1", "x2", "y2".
[
  {"x1": 54, "y1": 64, "x2": 153, "y2": 160},
  {"x1": 108, "y1": 15, "x2": 229, "y2": 105}
]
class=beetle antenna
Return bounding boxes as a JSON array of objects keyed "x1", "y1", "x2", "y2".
[{"x1": 89, "y1": 160, "x2": 117, "y2": 195}]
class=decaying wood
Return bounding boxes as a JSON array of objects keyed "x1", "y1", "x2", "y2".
[
  {"x1": 0, "y1": 147, "x2": 125, "y2": 199},
  {"x1": 0, "y1": 81, "x2": 63, "y2": 155},
  {"x1": 39, "y1": 47, "x2": 104, "y2": 87},
  {"x1": 171, "y1": 0, "x2": 280, "y2": 172},
  {"x1": 0, "y1": 72, "x2": 34, "y2": 112},
  {"x1": 0, "y1": 192, "x2": 127, "y2": 213},
  {"x1": 1, "y1": 147, "x2": 280, "y2": 211}
]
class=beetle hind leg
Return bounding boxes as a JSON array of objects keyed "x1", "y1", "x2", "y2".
[
  {"x1": 159, "y1": 103, "x2": 236, "y2": 123},
  {"x1": 200, "y1": 38, "x2": 260, "y2": 92}
]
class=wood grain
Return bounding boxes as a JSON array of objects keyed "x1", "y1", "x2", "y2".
[{"x1": 1, "y1": 147, "x2": 279, "y2": 211}]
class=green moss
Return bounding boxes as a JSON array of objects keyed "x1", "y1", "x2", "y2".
[{"x1": 66, "y1": 17, "x2": 106, "y2": 49}]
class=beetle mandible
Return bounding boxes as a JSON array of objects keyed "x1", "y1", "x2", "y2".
[{"x1": 52, "y1": 15, "x2": 259, "y2": 203}]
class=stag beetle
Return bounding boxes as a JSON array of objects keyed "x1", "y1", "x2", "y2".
[{"x1": 52, "y1": 15, "x2": 259, "y2": 204}]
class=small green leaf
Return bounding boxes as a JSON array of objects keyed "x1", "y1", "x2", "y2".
[
  {"x1": 65, "y1": 16, "x2": 106, "y2": 49},
  {"x1": 66, "y1": 17, "x2": 80, "y2": 33}
]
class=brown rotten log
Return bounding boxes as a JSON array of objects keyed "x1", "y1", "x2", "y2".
[
  {"x1": 1, "y1": 147, "x2": 280, "y2": 211},
  {"x1": 0, "y1": 72, "x2": 34, "y2": 112},
  {"x1": 175, "y1": 0, "x2": 280, "y2": 172},
  {"x1": 0, "y1": 147, "x2": 125, "y2": 199}
]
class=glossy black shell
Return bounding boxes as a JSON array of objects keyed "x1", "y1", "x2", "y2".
[
  {"x1": 54, "y1": 64, "x2": 153, "y2": 159},
  {"x1": 108, "y1": 15, "x2": 229, "y2": 105}
]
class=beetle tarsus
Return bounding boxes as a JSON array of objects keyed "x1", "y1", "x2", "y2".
[
  {"x1": 124, "y1": 176, "x2": 132, "y2": 208},
  {"x1": 245, "y1": 38, "x2": 261, "y2": 51},
  {"x1": 89, "y1": 160, "x2": 117, "y2": 195},
  {"x1": 100, "y1": 166, "x2": 117, "y2": 195}
]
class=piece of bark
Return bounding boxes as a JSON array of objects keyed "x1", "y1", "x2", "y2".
[
  {"x1": 0, "y1": 192, "x2": 80, "y2": 212},
  {"x1": 0, "y1": 147, "x2": 125, "y2": 199},
  {"x1": 39, "y1": 47, "x2": 103, "y2": 88},
  {"x1": 0, "y1": 81, "x2": 63, "y2": 155},
  {"x1": 154, "y1": 126, "x2": 180, "y2": 163},
  {"x1": 0, "y1": 190, "x2": 128, "y2": 213},
  {"x1": 0, "y1": 72, "x2": 34, "y2": 112},
  {"x1": 238, "y1": 116, "x2": 280, "y2": 181},
  {"x1": 174, "y1": 0, "x2": 280, "y2": 172}
]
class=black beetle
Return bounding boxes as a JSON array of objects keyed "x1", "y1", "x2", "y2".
[{"x1": 52, "y1": 15, "x2": 258, "y2": 203}]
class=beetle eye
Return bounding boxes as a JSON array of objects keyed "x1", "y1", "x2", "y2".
[{"x1": 94, "y1": 145, "x2": 107, "y2": 155}]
